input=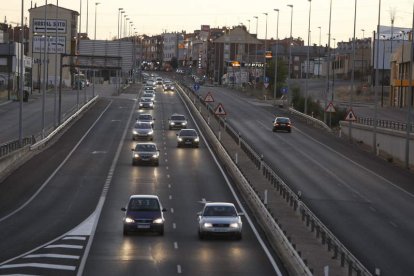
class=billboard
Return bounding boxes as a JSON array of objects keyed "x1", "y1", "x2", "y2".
[
  {"x1": 33, "y1": 19, "x2": 67, "y2": 33},
  {"x1": 33, "y1": 36, "x2": 66, "y2": 53}
]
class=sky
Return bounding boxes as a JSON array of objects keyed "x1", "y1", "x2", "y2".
[{"x1": 2, "y1": 0, "x2": 414, "y2": 45}]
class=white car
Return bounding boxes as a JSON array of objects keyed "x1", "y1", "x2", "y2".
[{"x1": 198, "y1": 202, "x2": 243, "y2": 240}]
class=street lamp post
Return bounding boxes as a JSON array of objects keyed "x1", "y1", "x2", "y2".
[
  {"x1": 349, "y1": 0, "x2": 357, "y2": 141},
  {"x1": 287, "y1": 4, "x2": 293, "y2": 107},
  {"x1": 273, "y1": 8, "x2": 279, "y2": 105},
  {"x1": 373, "y1": 0, "x2": 381, "y2": 154},
  {"x1": 93, "y1": 2, "x2": 100, "y2": 98},
  {"x1": 305, "y1": 0, "x2": 312, "y2": 114},
  {"x1": 54, "y1": 0, "x2": 59, "y2": 127},
  {"x1": 361, "y1": 29, "x2": 365, "y2": 81},
  {"x1": 381, "y1": 35, "x2": 386, "y2": 107},
  {"x1": 247, "y1": 19, "x2": 250, "y2": 63},
  {"x1": 254, "y1": 15, "x2": 258, "y2": 87},
  {"x1": 317, "y1": 26, "x2": 321, "y2": 78},
  {"x1": 263, "y1": 12, "x2": 268, "y2": 91},
  {"x1": 324, "y1": 0, "x2": 332, "y2": 124}
]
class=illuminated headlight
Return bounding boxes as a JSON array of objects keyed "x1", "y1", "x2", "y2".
[
  {"x1": 183, "y1": 122, "x2": 187, "y2": 125},
  {"x1": 133, "y1": 130, "x2": 138, "y2": 134},
  {"x1": 178, "y1": 137, "x2": 183, "y2": 142},
  {"x1": 139, "y1": 103, "x2": 143, "y2": 106},
  {"x1": 148, "y1": 130, "x2": 154, "y2": 135},
  {"x1": 203, "y1": 222, "x2": 213, "y2": 228},
  {"x1": 149, "y1": 102, "x2": 154, "y2": 106},
  {"x1": 152, "y1": 152, "x2": 159, "y2": 158},
  {"x1": 170, "y1": 122, "x2": 175, "y2": 125},
  {"x1": 194, "y1": 137, "x2": 200, "y2": 142},
  {"x1": 133, "y1": 153, "x2": 139, "y2": 158},
  {"x1": 153, "y1": 218, "x2": 163, "y2": 224},
  {"x1": 230, "y1": 223, "x2": 240, "y2": 228},
  {"x1": 125, "y1": 217, "x2": 135, "y2": 223}
]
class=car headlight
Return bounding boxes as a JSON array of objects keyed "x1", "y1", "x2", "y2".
[
  {"x1": 178, "y1": 137, "x2": 183, "y2": 142},
  {"x1": 170, "y1": 122, "x2": 175, "y2": 125},
  {"x1": 139, "y1": 103, "x2": 143, "y2": 106},
  {"x1": 152, "y1": 153, "x2": 159, "y2": 158},
  {"x1": 133, "y1": 153, "x2": 139, "y2": 158},
  {"x1": 133, "y1": 130, "x2": 138, "y2": 134},
  {"x1": 183, "y1": 122, "x2": 187, "y2": 125},
  {"x1": 194, "y1": 137, "x2": 199, "y2": 142},
  {"x1": 203, "y1": 222, "x2": 213, "y2": 228},
  {"x1": 230, "y1": 223, "x2": 240, "y2": 228},
  {"x1": 153, "y1": 218, "x2": 163, "y2": 224},
  {"x1": 148, "y1": 130, "x2": 154, "y2": 135},
  {"x1": 149, "y1": 103, "x2": 154, "y2": 106},
  {"x1": 125, "y1": 217, "x2": 135, "y2": 223}
]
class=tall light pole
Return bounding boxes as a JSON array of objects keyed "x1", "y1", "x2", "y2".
[
  {"x1": 287, "y1": 4, "x2": 293, "y2": 106},
  {"x1": 19, "y1": 0, "x2": 24, "y2": 145},
  {"x1": 42, "y1": 1, "x2": 48, "y2": 138},
  {"x1": 54, "y1": 0, "x2": 59, "y2": 127},
  {"x1": 361, "y1": 29, "x2": 365, "y2": 81},
  {"x1": 317, "y1": 26, "x2": 321, "y2": 78},
  {"x1": 263, "y1": 12, "x2": 268, "y2": 90},
  {"x1": 254, "y1": 15, "x2": 259, "y2": 87},
  {"x1": 247, "y1": 19, "x2": 250, "y2": 63},
  {"x1": 373, "y1": 0, "x2": 381, "y2": 154},
  {"x1": 324, "y1": 0, "x2": 332, "y2": 124},
  {"x1": 349, "y1": 0, "x2": 357, "y2": 141},
  {"x1": 94, "y1": 2, "x2": 100, "y2": 40},
  {"x1": 86, "y1": 0, "x2": 89, "y2": 36},
  {"x1": 119, "y1": 9, "x2": 124, "y2": 39},
  {"x1": 118, "y1": 8, "x2": 123, "y2": 39},
  {"x1": 273, "y1": 8, "x2": 279, "y2": 105},
  {"x1": 305, "y1": 0, "x2": 312, "y2": 114},
  {"x1": 93, "y1": 2, "x2": 100, "y2": 98}
]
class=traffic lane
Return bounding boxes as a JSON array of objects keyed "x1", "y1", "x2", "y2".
[
  {"x1": 200, "y1": 85, "x2": 414, "y2": 275},
  {"x1": 0, "y1": 97, "x2": 133, "y2": 263},
  {"x1": 83, "y1": 87, "x2": 281, "y2": 276}
]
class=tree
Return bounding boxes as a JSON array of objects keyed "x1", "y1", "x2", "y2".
[{"x1": 265, "y1": 58, "x2": 288, "y2": 98}]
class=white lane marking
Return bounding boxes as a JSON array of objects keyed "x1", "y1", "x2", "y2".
[
  {"x1": 177, "y1": 90, "x2": 283, "y2": 275},
  {"x1": 63, "y1": 236, "x2": 86, "y2": 241},
  {"x1": 174, "y1": 242, "x2": 178, "y2": 249},
  {"x1": 0, "y1": 101, "x2": 113, "y2": 223},
  {"x1": 294, "y1": 126, "x2": 414, "y2": 199},
  {"x1": 177, "y1": 264, "x2": 182, "y2": 274},
  {"x1": 77, "y1": 97, "x2": 138, "y2": 276},
  {"x1": 0, "y1": 263, "x2": 76, "y2": 271},
  {"x1": 24, "y1": 254, "x2": 79, "y2": 259},
  {"x1": 168, "y1": 184, "x2": 171, "y2": 188},
  {"x1": 170, "y1": 208, "x2": 174, "y2": 213},
  {"x1": 369, "y1": 206, "x2": 377, "y2": 212},
  {"x1": 167, "y1": 174, "x2": 170, "y2": 179},
  {"x1": 166, "y1": 166, "x2": 169, "y2": 170},
  {"x1": 45, "y1": 244, "x2": 83, "y2": 250},
  {"x1": 173, "y1": 223, "x2": 176, "y2": 229},
  {"x1": 169, "y1": 195, "x2": 172, "y2": 200},
  {"x1": 389, "y1": 221, "x2": 398, "y2": 228}
]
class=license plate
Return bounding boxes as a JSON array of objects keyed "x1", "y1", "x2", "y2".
[
  {"x1": 137, "y1": 225, "x2": 150, "y2": 229},
  {"x1": 185, "y1": 141, "x2": 192, "y2": 144},
  {"x1": 213, "y1": 228, "x2": 228, "y2": 232}
]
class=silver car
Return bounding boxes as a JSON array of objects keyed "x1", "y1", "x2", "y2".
[
  {"x1": 198, "y1": 202, "x2": 243, "y2": 240},
  {"x1": 168, "y1": 114, "x2": 187, "y2": 130},
  {"x1": 138, "y1": 97, "x2": 154, "y2": 109},
  {"x1": 132, "y1": 121, "x2": 154, "y2": 140},
  {"x1": 136, "y1": 113, "x2": 155, "y2": 127}
]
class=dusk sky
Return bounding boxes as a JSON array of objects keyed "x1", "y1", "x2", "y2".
[{"x1": 3, "y1": 0, "x2": 414, "y2": 45}]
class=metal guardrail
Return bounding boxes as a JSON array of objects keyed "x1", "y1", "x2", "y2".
[
  {"x1": 179, "y1": 82, "x2": 372, "y2": 276},
  {"x1": 356, "y1": 117, "x2": 414, "y2": 132},
  {"x1": 0, "y1": 137, "x2": 35, "y2": 159}
]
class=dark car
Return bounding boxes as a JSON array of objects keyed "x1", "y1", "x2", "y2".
[
  {"x1": 121, "y1": 195, "x2": 166, "y2": 235},
  {"x1": 131, "y1": 142, "x2": 159, "y2": 166},
  {"x1": 168, "y1": 114, "x2": 188, "y2": 130},
  {"x1": 176, "y1": 128, "x2": 199, "y2": 148},
  {"x1": 272, "y1": 117, "x2": 292, "y2": 132}
]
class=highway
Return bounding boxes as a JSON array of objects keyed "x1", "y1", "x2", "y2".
[
  {"x1": 191, "y1": 81, "x2": 414, "y2": 276},
  {"x1": 0, "y1": 84, "x2": 284, "y2": 275}
]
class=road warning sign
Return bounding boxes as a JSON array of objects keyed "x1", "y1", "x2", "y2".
[
  {"x1": 325, "y1": 102, "x2": 336, "y2": 113},
  {"x1": 214, "y1": 103, "x2": 227, "y2": 115},
  {"x1": 204, "y1": 92, "x2": 214, "y2": 102},
  {"x1": 345, "y1": 109, "x2": 357, "y2": 121}
]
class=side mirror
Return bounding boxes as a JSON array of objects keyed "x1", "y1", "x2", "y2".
[{"x1": 121, "y1": 207, "x2": 126, "y2": 211}]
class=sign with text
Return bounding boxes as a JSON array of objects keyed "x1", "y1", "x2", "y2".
[
  {"x1": 33, "y1": 36, "x2": 66, "y2": 53},
  {"x1": 33, "y1": 19, "x2": 67, "y2": 33}
]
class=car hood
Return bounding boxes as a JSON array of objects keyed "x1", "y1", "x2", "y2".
[
  {"x1": 126, "y1": 210, "x2": 162, "y2": 220},
  {"x1": 134, "y1": 128, "x2": 152, "y2": 134},
  {"x1": 200, "y1": 216, "x2": 240, "y2": 224}
]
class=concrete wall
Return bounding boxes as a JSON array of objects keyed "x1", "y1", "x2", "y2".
[{"x1": 340, "y1": 121, "x2": 414, "y2": 167}]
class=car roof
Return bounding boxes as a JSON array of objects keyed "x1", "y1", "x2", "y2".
[
  {"x1": 204, "y1": 202, "x2": 235, "y2": 207},
  {"x1": 129, "y1": 194, "x2": 159, "y2": 200},
  {"x1": 170, "y1": 113, "x2": 185, "y2": 117}
]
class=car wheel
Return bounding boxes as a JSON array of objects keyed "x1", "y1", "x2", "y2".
[
  {"x1": 132, "y1": 137, "x2": 135, "y2": 141},
  {"x1": 159, "y1": 226, "x2": 164, "y2": 236},
  {"x1": 177, "y1": 144, "x2": 180, "y2": 148},
  {"x1": 154, "y1": 161, "x2": 159, "y2": 167},
  {"x1": 132, "y1": 160, "x2": 136, "y2": 166},
  {"x1": 198, "y1": 231, "x2": 204, "y2": 240},
  {"x1": 235, "y1": 233, "x2": 242, "y2": 240},
  {"x1": 123, "y1": 228, "x2": 128, "y2": 236},
  {"x1": 288, "y1": 129, "x2": 292, "y2": 133}
]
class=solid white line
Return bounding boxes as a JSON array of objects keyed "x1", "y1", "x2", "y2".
[
  {"x1": 23, "y1": 254, "x2": 79, "y2": 259},
  {"x1": 45, "y1": 244, "x2": 83, "y2": 250},
  {"x1": 178, "y1": 89, "x2": 283, "y2": 275},
  {"x1": 177, "y1": 264, "x2": 182, "y2": 274},
  {"x1": 0, "y1": 263, "x2": 76, "y2": 271},
  {"x1": 0, "y1": 101, "x2": 113, "y2": 223}
]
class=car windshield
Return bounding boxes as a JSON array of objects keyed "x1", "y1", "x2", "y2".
[
  {"x1": 128, "y1": 198, "x2": 160, "y2": 211},
  {"x1": 171, "y1": 115, "x2": 185, "y2": 121},
  {"x1": 180, "y1": 130, "x2": 197, "y2": 136},
  {"x1": 138, "y1": 115, "x2": 152, "y2": 120},
  {"x1": 203, "y1": 205, "x2": 237, "y2": 217},
  {"x1": 276, "y1": 118, "x2": 290, "y2": 123},
  {"x1": 135, "y1": 123, "x2": 151, "y2": 129},
  {"x1": 135, "y1": 144, "x2": 157, "y2": 152}
]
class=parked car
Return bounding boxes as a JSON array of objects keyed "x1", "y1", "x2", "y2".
[
  {"x1": 272, "y1": 117, "x2": 292, "y2": 133},
  {"x1": 131, "y1": 142, "x2": 159, "y2": 166},
  {"x1": 176, "y1": 128, "x2": 199, "y2": 147},
  {"x1": 197, "y1": 202, "x2": 243, "y2": 240},
  {"x1": 121, "y1": 195, "x2": 166, "y2": 235},
  {"x1": 168, "y1": 114, "x2": 188, "y2": 130},
  {"x1": 132, "y1": 122, "x2": 154, "y2": 140}
]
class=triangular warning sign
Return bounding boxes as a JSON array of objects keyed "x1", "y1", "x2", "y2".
[
  {"x1": 214, "y1": 103, "x2": 227, "y2": 115},
  {"x1": 345, "y1": 109, "x2": 357, "y2": 121},
  {"x1": 325, "y1": 102, "x2": 336, "y2": 113},
  {"x1": 204, "y1": 92, "x2": 214, "y2": 102}
]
